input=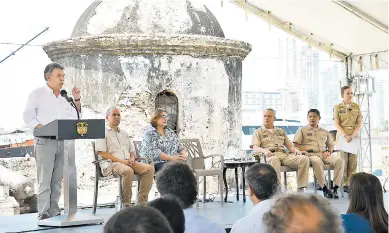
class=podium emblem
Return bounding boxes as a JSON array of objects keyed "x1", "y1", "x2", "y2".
[{"x1": 76, "y1": 122, "x2": 88, "y2": 136}]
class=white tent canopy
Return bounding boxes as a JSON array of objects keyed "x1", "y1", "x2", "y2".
[{"x1": 232, "y1": 0, "x2": 388, "y2": 76}]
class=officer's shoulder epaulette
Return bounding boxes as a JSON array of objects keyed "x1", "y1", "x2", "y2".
[
  {"x1": 351, "y1": 102, "x2": 359, "y2": 107},
  {"x1": 274, "y1": 127, "x2": 285, "y2": 133}
]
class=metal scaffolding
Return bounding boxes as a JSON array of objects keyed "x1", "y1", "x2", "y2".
[{"x1": 351, "y1": 73, "x2": 375, "y2": 173}]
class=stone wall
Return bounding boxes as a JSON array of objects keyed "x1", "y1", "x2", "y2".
[
  {"x1": 71, "y1": 0, "x2": 224, "y2": 38},
  {"x1": 57, "y1": 53, "x2": 244, "y2": 159}
]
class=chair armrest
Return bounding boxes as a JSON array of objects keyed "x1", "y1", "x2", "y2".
[
  {"x1": 190, "y1": 154, "x2": 224, "y2": 161},
  {"x1": 203, "y1": 154, "x2": 225, "y2": 167},
  {"x1": 251, "y1": 152, "x2": 266, "y2": 162},
  {"x1": 92, "y1": 158, "x2": 113, "y2": 166},
  {"x1": 204, "y1": 154, "x2": 224, "y2": 159}
]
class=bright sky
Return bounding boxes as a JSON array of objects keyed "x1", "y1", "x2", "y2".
[{"x1": 0, "y1": 0, "x2": 96, "y2": 131}]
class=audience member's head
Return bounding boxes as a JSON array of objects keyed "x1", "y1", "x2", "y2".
[
  {"x1": 106, "y1": 107, "x2": 121, "y2": 127},
  {"x1": 148, "y1": 194, "x2": 185, "y2": 233},
  {"x1": 156, "y1": 162, "x2": 198, "y2": 209},
  {"x1": 246, "y1": 163, "x2": 278, "y2": 204},
  {"x1": 263, "y1": 193, "x2": 344, "y2": 233},
  {"x1": 104, "y1": 206, "x2": 173, "y2": 233},
  {"x1": 151, "y1": 108, "x2": 168, "y2": 128},
  {"x1": 347, "y1": 172, "x2": 388, "y2": 233}
]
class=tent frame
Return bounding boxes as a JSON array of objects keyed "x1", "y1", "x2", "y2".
[
  {"x1": 231, "y1": 0, "x2": 387, "y2": 75},
  {"x1": 232, "y1": 0, "x2": 386, "y2": 172}
]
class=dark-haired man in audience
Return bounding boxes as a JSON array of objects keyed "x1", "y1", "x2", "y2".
[
  {"x1": 293, "y1": 109, "x2": 344, "y2": 198},
  {"x1": 230, "y1": 163, "x2": 278, "y2": 233},
  {"x1": 263, "y1": 193, "x2": 344, "y2": 233},
  {"x1": 148, "y1": 194, "x2": 185, "y2": 233},
  {"x1": 156, "y1": 162, "x2": 225, "y2": 233},
  {"x1": 104, "y1": 206, "x2": 173, "y2": 233}
]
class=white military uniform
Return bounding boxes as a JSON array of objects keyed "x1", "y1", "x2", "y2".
[{"x1": 23, "y1": 84, "x2": 81, "y2": 217}]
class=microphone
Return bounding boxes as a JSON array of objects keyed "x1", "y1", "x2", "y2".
[
  {"x1": 60, "y1": 90, "x2": 80, "y2": 120},
  {"x1": 60, "y1": 90, "x2": 73, "y2": 103}
]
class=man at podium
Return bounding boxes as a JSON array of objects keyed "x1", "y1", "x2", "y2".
[
  {"x1": 23, "y1": 63, "x2": 82, "y2": 220},
  {"x1": 95, "y1": 107, "x2": 154, "y2": 206}
]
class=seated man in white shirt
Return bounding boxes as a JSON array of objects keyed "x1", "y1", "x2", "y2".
[
  {"x1": 23, "y1": 63, "x2": 82, "y2": 220},
  {"x1": 230, "y1": 163, "x2": 278, "y2": 233},
  {"x1": 156, "y1": 162, "x2": 226, "y2": 233},
  {"x1": 95, "y1": 107, "x2": 154, "y2": 206}
]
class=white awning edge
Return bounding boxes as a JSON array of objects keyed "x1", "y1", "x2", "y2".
[
  {"x1": 231, "y1": 0, "x2": 388, "y2": 74},
  {"x1": 232, "y1": 0, "x2": 347, "y2": 60}
]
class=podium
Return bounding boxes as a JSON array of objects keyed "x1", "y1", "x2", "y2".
[{"x1": 34, "y1": 119, "x2": 105, "y2": 227}]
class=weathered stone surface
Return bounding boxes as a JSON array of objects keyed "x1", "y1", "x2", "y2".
[
  {"x1": 71, "y1": 0, "x2": 225, "y2": 38},
  {"x1": 53, "y1": 55, "x2": 245, "y2": 160},
  {"x1": 0, "y1": 165, "x2": 34, "y2": 201},
  {"x1": 43, "y1": 34, "x2": 251, "y2": 61},
  {"x1": 0, "y1": 196, "x2": 20, "y2": 216},
  {"x1": 0, "y1": 158, "x2": 36, "y2": 184},
  {"x1": 0, "y1": 186, "x2": 9, "y2": 198}
]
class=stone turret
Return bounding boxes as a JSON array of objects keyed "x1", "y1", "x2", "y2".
[{"x1": 43, "y1": 0, "x2": 251, "y2": 160}]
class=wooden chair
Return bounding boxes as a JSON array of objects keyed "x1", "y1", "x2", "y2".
[
  {"x1": 133, "y1": 140, "x2": 143, "y2": 161},
  {"x1": 91, "y1": 141, "x2": 140, "y2": 214},
  {"x1": 180, "y1": 139, "x2": 224, "y2": 206}
]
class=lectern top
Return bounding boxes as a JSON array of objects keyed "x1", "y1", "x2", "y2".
[{"x1": 33, "y1": 119, "x2": 105, "y2": 140}]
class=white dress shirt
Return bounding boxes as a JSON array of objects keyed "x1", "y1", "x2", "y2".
[
  {"x1": 230, "y1": 199, "x2": 273, "y2": 233},
  {"x1": 183, "y1": 208, "x2": 226, "y2": 233},
  {"x1": 23, "y1": 84, "x2": 81, "y2": 129}
]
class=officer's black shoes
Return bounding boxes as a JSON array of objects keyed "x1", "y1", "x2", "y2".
[{"x1": 323, "y1": 185, "x2": 334, "y2": 199}]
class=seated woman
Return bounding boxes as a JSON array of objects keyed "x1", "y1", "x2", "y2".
[
  {"x1": 342, "y1": 172, "x2": 388, "y2": 233},
  {"x1": 140, "y1": 108, "x2": 187, "y2": 172}
]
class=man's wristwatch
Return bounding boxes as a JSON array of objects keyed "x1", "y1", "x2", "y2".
[{"x1": 74, "y1": 97, "x2": 81, "y2": 102}]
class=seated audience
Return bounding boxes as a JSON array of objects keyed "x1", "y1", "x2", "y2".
[
  {"x1": 231, "y1": 163, "x2": 278, "y2": 233},
  {"x1": 148, "y1": 194, "x2": 186, "y2": 233},
  {"x1": 95, "y1": 107, "x2": 154, "y2": 206},
  {"x1": 104, "y1": 206, "x2": 173, "y2": 233},
  {"x1": 342, "y1": 172, "x2": 388, "y2": 233},
  {"x1": 140, "y1": 108, "x2": 187, "y2": 172},
  {"x1": 263, "y1": 193, "x2": 344, "y2": 233},
  {"x1": 293, "y1": 109, "x2": 344, "y2": 198},
  {"x1": 156, "y1": 162, "x2": 226, "y2": 233}
]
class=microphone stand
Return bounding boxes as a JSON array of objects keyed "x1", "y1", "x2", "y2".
[{"x1": 69, "y1": 98, "x2": 80, "y2": 120}]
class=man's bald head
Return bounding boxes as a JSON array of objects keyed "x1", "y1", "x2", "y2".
[{"x1": 263, "y1": 194, "x2": 344, "y2": 233}]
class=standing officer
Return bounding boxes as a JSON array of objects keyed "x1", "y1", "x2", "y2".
[
  {"x1": 333, "y1": 85, "x2": 362, "y2": 192},
  {"x1": 293, "y1": 109, "x2": 344, "y2": 198},
  {"x1": 23, "y1": 63, "x2": 82, "y2": 220},
  {"x1": 251, "y1": 108, "x2": 310, "y2": 191}
]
